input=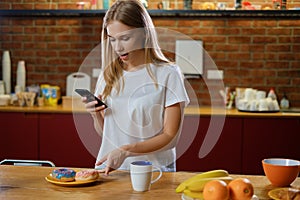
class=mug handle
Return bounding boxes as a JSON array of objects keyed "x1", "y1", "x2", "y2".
[{"x1": 151, "y1": 166, "x2": 162, "y2": 184}]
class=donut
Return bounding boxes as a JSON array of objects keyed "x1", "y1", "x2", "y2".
[
  {"x1": 75, "y1": 169, "x2": 99, "y2": 181},
  {"x1": 51, "y1": 168, "x2": 76, "y2": 182}
]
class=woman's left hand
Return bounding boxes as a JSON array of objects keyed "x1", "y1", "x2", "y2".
[{"x1": 95, "y1": 147, "x2": 130, "y2": 175}]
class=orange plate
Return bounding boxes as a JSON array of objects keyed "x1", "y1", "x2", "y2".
[
  {"x1": 45, "y1": 174, "x2": 98, "y2": 187},
  {"x1": 268, "y1": 187, "x2": 300, "y2": 200}
]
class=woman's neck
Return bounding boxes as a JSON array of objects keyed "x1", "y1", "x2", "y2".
[
  {"x1": 123, "y1": 63, "x2": 146, "y2": 72},
  {"x1": 123, "y1": 50, "x2": 147, "y2": 72}
]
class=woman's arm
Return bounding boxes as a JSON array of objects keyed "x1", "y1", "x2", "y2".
[
  {"x1": 96, "y1": 102, "x2": 184, "y2": 174},
  {"x1": 90, "y1": 111, "x2": 104, "y2": 136},
  {"x1": 82, "y1": 96, "x2": 106, "y2": 136}
]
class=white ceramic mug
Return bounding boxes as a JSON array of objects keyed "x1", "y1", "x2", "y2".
[
  {"x1": 250, "y1": 100, "x2": 259, "y2": 111},
  {"x1": 244, "y1": 88, "x2": 254, "y2": 101},
  {"x1": 130, "y1": 161, "x2": 162, "y2": 192},
  {"x1": 259, "y1": 99, "x2": 269, "y2": 111},
  {"x1": 256, "y1": 90, "x2": 266, "y2": 100}
]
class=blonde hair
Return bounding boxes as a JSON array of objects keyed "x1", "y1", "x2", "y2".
[{"x1": 101, "y1": 0, "x2": 170, "y2": 99}]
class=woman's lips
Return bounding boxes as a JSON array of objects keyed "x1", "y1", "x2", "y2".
[{"x1": 120, "y1": 53, "x2": 129, "y2": 61}]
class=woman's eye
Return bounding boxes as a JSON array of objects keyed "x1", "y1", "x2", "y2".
[
  {"x1": 109, "y1": 37, "x2": 116, "y2": 42},
  {"x1": 121, "y1": 36, "x2": 130, "y2": 41}
]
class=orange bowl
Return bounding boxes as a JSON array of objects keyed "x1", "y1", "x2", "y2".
[{"x1": 262, "y1": 158, "x2": 300, "y2": 187}]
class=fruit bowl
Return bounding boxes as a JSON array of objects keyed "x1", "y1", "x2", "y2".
[{"x1": 262, "y1": 158, "x2": 300, "y2": 187}]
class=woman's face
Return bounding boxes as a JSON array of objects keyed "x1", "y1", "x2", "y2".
[{"x1": 106, "y1": 20, "x2": 145, "y2": 69}]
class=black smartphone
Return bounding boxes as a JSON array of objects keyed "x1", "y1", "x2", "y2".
[{"x1": 75, "y1": 89, "x2": 107, "y2": 108}]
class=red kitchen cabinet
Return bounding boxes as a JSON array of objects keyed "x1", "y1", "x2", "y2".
[
  {"x1": 177, "y1": 116, "x2": 243, "y2": 174},
  {"x1": 39, "y1": 113, "x2": 101, "y2": 168},
  {"x1": 242, "y1": 118, "x2": 300, "y2": 175},
  {"x1": 0, "y1": 112, "x2": 39, "y2": 161}
]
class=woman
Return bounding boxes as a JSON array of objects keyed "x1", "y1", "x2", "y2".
[{"x1": 83, "y1": 0, "x2": 189, "y2": 175}]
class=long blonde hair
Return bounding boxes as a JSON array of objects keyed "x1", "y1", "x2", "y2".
[{"x1": 101, "y1": 0, "x2": 170, "y2": 99}]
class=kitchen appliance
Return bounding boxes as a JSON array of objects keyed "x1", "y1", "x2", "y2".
[
  {"x1": 66, "y1": 72, "x2": 90, "y2": 96},
  {"x1": 175, "y1": 40, "x2": 203, "y2": 76}
]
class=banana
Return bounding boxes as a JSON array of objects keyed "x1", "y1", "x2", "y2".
[
  {"x1": 176, "y1": 169, "x2": 229, "y2": 193},
  {"x1": 187, "y1": 176, "x2": 233, "y2": 192},
  {"x1": 183, "y1": 189, "x2": 204, "y2": 199}
]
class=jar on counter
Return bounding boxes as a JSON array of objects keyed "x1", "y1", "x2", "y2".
[{"x1": 280, "y1": 93, "x2": 289, "y2": 109}]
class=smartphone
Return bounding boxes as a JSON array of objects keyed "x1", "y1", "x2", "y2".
[{"x1": 75, "y1": 89, "x2": 107, "y2": 108}]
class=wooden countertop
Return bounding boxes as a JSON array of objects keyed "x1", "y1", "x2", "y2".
[
  {"x1": 1, "y1": 165, "x2": 299, "y2": 199},
  {"x1": 0, "y1": 105, "x2": 83, "y2": 113},
  {"x1": 1, "y1": 105, "x2": 300, "y2": 118},
  {"x1": 184, "y1": 106, "x2": 300, "y2": 118}
]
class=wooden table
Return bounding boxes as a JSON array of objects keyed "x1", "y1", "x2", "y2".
[{"x1": 0, "y1": 165, "x2": 299, "y2": 200}]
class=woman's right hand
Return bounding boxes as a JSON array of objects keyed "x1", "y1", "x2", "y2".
[{"x1": 81, "y1": 95, "x2": 106, "y2": 113}]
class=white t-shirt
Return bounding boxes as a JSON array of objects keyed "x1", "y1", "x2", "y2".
[{"x1": 95, "y1": 63, "x2": 190, "y2": 171}]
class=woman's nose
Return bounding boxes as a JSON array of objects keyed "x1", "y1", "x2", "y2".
[{"x1": 115, "y1": 40, "x2": 124, "y2": 52}]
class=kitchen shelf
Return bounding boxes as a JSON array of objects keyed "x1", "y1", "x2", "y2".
[{"x1": 0, "y1": 9, "x2": 300, "y2": 19}]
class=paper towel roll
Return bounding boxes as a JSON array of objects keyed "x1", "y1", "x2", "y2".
[
  {"x1": 2, "y1": 50, "x2": 11, "y2": 94},
  {"x1": 16, "y1": 60, "x2": 26, "y2": 92}
]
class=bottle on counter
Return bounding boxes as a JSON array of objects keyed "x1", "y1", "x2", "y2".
[
  {"x1": 280, "y1": 93, "x2": 289, "y2": 109},
  {"x1": 103, "y1": 0, "x2": 110, "y2": 9},
  {"x1": 183, "y1": 0, "x2": 192, "y2": 9},
  {"x1": 281, "y1": 0, "x2": 287, "y2": 9},
  {"x1": 91, "y1": 0, "x2": 97, "y2": 9},
  {"x1": 235, "y1": 0, "x2": 242, "y2": 10},
  {"x1": 97, "y1": 0, "x2": 103, "y2": 9}
]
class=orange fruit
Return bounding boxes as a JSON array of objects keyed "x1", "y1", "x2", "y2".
[
  {"x1": 227, "y1": 178, "x2": 254, "y2": 200},
  {"x1": 203, "y1": 180, "x2": 229, "y2": 200}
]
